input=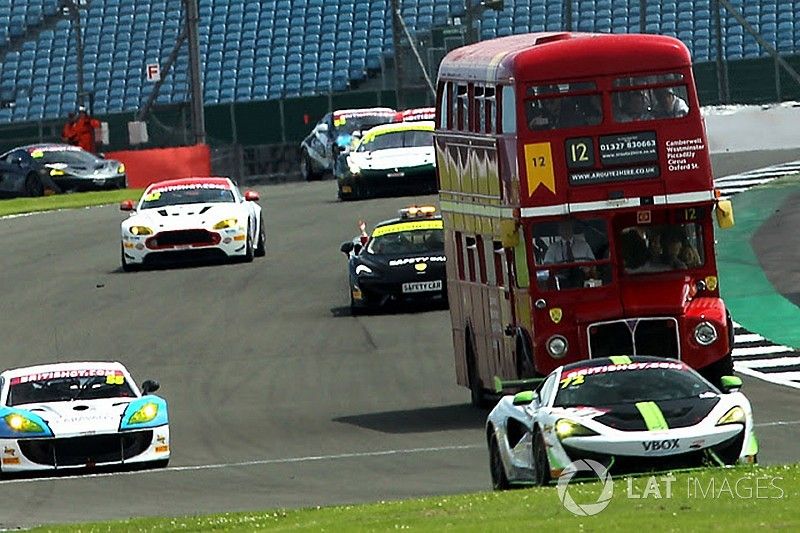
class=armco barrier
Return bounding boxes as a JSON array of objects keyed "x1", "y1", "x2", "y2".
[{"x1": 107, "y1": 144, "x2": 212, "y2": 189}]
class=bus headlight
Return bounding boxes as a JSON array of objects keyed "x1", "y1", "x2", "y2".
[
  {"x1": 694, "y1": 322, "x2": 718, "y2": 346},
  {"x1": 547, "y1": 335, "x2": 568, "y2": 359}
]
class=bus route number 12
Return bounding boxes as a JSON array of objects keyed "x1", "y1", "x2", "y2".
[{"x1": 565, "y1": 137, "x2": 595, "y2": 169}]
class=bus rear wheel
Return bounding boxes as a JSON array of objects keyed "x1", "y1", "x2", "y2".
[{"x1": 466, "y1": 333, "x2": 490, "y2": 408}]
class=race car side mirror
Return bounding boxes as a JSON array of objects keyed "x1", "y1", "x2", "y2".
[
  {"x1": 119, "y1": 199, "x2": 135, "y2": 211},
  {"x1": 340, "y1": 241, "x2": 354, "y2": 255},
  {"x1": 141, "y1": 380, "x2": 160, "y2": 394},
  {"x1": 719, "y1": 375, "x2": 742, "y2": 393},
  {"x1": 244, "y1": 190, "x2": 260, "y2": 202},
  {"x1": 512, "y1": 390, "x2": 536, "y2": 406}
]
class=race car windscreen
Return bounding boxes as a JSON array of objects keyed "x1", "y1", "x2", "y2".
[
  {"x1": 35, "y1": 149, "x2": 102, "y2": 166},
  {"x1": 335, "y1": 115, "x2": 396, "y2": 136},
  {"x1": 140, "y1": 186, "x2": 235, "y2": 209},
  {"x1": 366, "y1": 228, "x2": 444, "y2": 255},
  {"x1": 357, "y1": 130, "x2": 433, "y2": 152},
  {"x1": 553, "y1": 364, "x2": 715, "y2": 407},
  {"x1": 7, "y1": 375, "x2": 136, "y2": 406}
]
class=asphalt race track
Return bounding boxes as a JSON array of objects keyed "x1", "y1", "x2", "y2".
[{"x1": 1, "y1": 157, "x2": 799, "y2": 528}]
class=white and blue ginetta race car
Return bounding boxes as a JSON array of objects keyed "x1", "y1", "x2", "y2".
[
  {"x1": 0, "y1": 362, "x2": 170, "y2": 475},
  {"x1": 487, "y1": 356, "x2": 758, "y2": 488}
]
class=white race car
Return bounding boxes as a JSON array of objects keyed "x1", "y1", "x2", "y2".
[
  {"x1": 487, "y1": 356, "x2": 758, "y2": 488},
  {"x1": 0, "y1": 361, "x2": 169, "y2": 475},
  {"x1": 337, "y1": 121, "x2": 437, "y2": 200},
  {"x1": 120, "y1": 177, "x2": 265, "y2": 270}
]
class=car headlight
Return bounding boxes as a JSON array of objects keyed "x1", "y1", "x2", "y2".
[
  {"x1": 716, "y1": 406, "x2": 746, "y2": 426},
  {"x1": 547, "y1": 335, "x2": 568, "y2": 358},
  {"x1": 355, "y1": 264, "x2": 373, "y2": 276},
  {"x1": 129, "y1": 225, "x2": 153, "y2": 236},
  {"x1": 128, "y1": 403, "x2": 159, "y2": 425},
  {"x1": 694, "y1": 321, "x2": 718, "y2": 346},
  {"x1": 117, "y1": 163, "x2": 126, "y2": 174},
  {"x1": 49, "y1": 168, "x2": 65, "y2": 176},
  {"x1": 213, "y1": 218, "x2": 238, "y2": 230},
  {"x1": 4, "y1": 413, "x2": 46, "y2": 433},
  {"x1": 555, "y1": 418, "x2": 599, "y2": 439}
]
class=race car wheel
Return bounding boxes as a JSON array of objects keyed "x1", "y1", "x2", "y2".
[
  {"x1": 120, "y1": 245, "x2": 137, "y2": 272},
  {"x1": 24, "y1": 173, "x2": 44, "y2": 197},
  {"x1": 489, "y1": 436, "x2": 511, "y2": 490},
  {"x1": 255, "y1": 216, "x2": 266, "y2": 257},
  {"x1": 242, "y1": 226, "x2": 255, "y2": 263},
  {"x1": 301, "y1": 151, "x2": 319, "y2": 181},
  {"x1": 531, "y1": 430, "x2": 551, "y2": 486}
]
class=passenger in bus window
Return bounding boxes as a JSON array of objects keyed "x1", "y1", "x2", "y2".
[
  {"x1": 542, "y1": 220, "x2": 596, "y2": 264},
  {"x1": 527, "y1": 97, "x2": 562, "y2": 130},
  {"x1": 615, "y1": 90, "x2": 653, "y2": 122},
  {"x1": 652, "y1": 87, "x2": 689, "y2": 119}
]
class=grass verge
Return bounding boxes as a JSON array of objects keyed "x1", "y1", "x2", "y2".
[
  {"x1": 0, "y1": 189, "x2": 143, "y2": 218},
  {"x1": 31, "y1": 464, "x2": 800, "y2": 532}
]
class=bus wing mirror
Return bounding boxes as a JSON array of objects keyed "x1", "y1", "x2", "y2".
[
  {"x1": 500, "y1": 219, "x2": 519, "y2": 248},
  {"x1": 715, "y1": 199, "x2": 735, "y2": 229}
]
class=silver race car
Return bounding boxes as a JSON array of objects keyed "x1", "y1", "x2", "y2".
[{"x1": 486, "y1": 356, "x2": 758, "y2": 489}]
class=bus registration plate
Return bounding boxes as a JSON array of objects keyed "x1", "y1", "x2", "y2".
[{"x1": 402, "y1": 280, "x2": 442, "y2": 293}]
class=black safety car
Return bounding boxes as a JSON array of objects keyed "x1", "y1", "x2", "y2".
[{"x1": 340, "y1": 206, "x2": 447, "y2": 312}]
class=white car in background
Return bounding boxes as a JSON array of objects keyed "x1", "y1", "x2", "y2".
[
  {"x1": 120, "y1": 177, "x2": 265, "y2": 270},
  {"x1": 0, "y1": 361, "x2": 170, "y2": 475}
]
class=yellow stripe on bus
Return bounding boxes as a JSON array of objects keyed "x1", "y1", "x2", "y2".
[{"x1": 372, "y1": 220, "x2": 443, "y2": 237}]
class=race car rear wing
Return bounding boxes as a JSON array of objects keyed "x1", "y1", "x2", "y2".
[{"x1": 493, "y1": 376, "x2": 546, "y2": 394}]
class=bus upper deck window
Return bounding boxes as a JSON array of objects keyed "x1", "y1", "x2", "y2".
[{"x1": 612, "y1": 73, "x2": 690, "y2": 123}]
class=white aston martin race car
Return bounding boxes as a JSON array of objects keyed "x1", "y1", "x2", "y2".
[
  {"x1": 487, "y1": 356, "x2": 758, "y2": 488},
  {"x1": 120, "y1": 177, "x2": 265, "y2": 270},
  {"x1": 0, "y1": 361, "x2": 169, "y2": 475}
]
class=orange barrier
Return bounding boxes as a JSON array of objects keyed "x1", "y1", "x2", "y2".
[{"x1": 106, "y1": 144, "x2": 213, "y2": 189}]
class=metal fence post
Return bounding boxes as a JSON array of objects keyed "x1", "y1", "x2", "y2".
[
  {"x1": 279, "y1": 99, "x2": 286, "y2": 144},
  {"x1": 712, "y1": 0, "x2": 730, "y2": 104},
  {"x1": 563, "y1": 0, "x2": 572, "y2": 32},
  {"x1": 639, "y1": 0, "x2": 647, "y2": 33}
]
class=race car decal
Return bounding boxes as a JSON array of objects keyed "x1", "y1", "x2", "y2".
[
  {"x1": 149, "y1": 183, "x2": 231, "y2": 193},
  {"x1": 642, "y1": 438, "x2": 680, "y2": 452},
  {"x1": 561, "y1": 361, "x2": 685, "y2": 381},
  {"x1": 11, "y1": 369, "x2": 123, "y2": 384},
  {"x1": 372, "y1": 220, "x2": 443, "y2": 237},
  {"x1": 635, "y1": 401, "x2": 670, "y2": 431},
  {"x1": 388, "y1": 255, "x2": 446, "y2": 266}
]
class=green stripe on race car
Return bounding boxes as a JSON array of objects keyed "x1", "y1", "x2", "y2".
[
  {"x1": 609, "y1": 355, "x2": 633, "y2": 365},
  {"x1": 635, "y1": 401, "x2": 669, "y2": 431}
]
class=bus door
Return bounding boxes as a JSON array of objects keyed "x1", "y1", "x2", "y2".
[{"x1": 527, "y1": 217, "x2": 623, "y2": 367}]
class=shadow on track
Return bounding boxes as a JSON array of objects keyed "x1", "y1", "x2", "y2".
[
  {"x1": 329, "y1": 301, "x2": 449, "y2": 318},
  {"x1": 333, "y1": 403, "x2": 488, "y2": 434}
]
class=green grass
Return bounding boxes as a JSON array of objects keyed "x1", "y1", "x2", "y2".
[
  {"x1": 31, "y1": 465, "x2": 800, "y2": 532},
  {"x1": 0, "y1": 189, "x2": 143, "y2": 217}
]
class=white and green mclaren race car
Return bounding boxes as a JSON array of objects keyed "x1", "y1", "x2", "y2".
[
  {"x1": 486, "y1": 356, "x2": 758, "y2": 489},
  {"x1": 337, "y1": 121, "x2": 437, "y2": 200}
]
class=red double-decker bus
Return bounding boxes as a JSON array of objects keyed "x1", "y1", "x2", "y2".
[{"x1": 434, "y1": 32, "x2": 736, "y2": 406}]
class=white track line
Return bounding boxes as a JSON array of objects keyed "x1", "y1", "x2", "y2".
[{"x1": 0, "y1": 444, "x2": 483, "y2": 484}]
